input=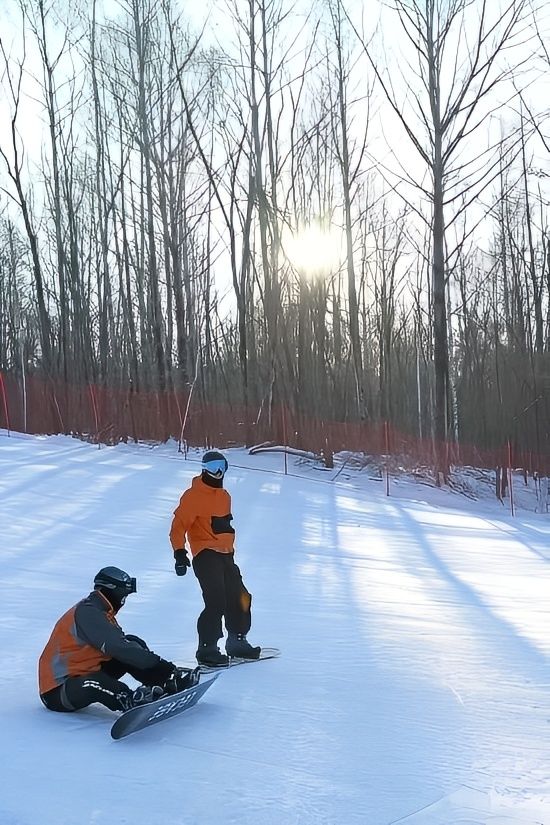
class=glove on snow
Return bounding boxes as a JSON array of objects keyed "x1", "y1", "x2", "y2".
[{"x1": 174, "y1": 549, "x2": 191, "y2": 576}]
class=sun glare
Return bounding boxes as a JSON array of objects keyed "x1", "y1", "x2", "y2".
[{"x1": 284, "y1": 223, "x2": 344, "y2": 277}]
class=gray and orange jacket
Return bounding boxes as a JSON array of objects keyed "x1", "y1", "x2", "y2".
[
  {"x1": 38, "y1": 590, "x2": 166, "y2": 695},
  {"x1": 169, "y1": 475, "x2": 235, "y2": 557}
]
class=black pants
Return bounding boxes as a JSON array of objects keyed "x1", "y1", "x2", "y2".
[
  {"x1": 40, "y1": 642, "x2": 162, "y2": 713},
  {"x1": 193, "y1": 549, "x2": 252, "y2": 644}
]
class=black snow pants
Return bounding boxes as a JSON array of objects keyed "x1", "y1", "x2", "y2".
[{"x1": 192, "y1": 549, "x2": 252, "y2": 644}]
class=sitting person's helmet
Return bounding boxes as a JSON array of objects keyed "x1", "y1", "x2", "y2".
[{"x1": 94, "y1": 566, "x2": 136, "y2": 609}]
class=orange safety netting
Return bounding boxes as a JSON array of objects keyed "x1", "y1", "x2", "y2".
[{"x1": 0, "y1": 371, "x2": 549, "y2": 476}]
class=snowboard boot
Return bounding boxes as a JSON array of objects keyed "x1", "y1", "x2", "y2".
[
  {"x1": 225, "y1": 632, "x2": 261, "y2": 660},
  {"x1": 164, "y1": 666, "x2": 201, "y2": 694},
  {"x1": 196, "y1": 642, "x2": 229, "y2": 667},
  {"x1": 131, "y1": 685, "x2": 164, "y2": 706},
  {"x1": 119, "y1": 684, "x2": 164, "y2": 712}
]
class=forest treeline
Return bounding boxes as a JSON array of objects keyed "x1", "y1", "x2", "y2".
[{"x1": 1, "y1": 0, "x2": 549, "y2": 467}]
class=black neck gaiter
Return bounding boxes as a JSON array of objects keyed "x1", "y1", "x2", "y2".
[
  {"x1": 98, "y1": 587, "x2": 125, "y2": 612},
  {"x1": 201, "y1": 471, "x2": 224, "y2": 489}
]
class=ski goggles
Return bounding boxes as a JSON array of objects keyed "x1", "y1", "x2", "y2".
[
  {"x1": 113, "y1": 575, "x2": 137, "y2": 595},
  {"x1": 202, "y1": 458, "x2": 227, "y2": 476},
  {"x1": 124, "y1": 577, "x2": 137, "y2": 594}
]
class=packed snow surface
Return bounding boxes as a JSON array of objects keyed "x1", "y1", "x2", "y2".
[{"x1": 1, "y1": 431, "x2": 549, "y2": 824}]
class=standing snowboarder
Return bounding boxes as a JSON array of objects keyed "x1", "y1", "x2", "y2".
[
  {"x1": 170, "y1": 450, "x2": 260, "y2": 666},
  {"x1": 38, "y1": 566, "x2": 199, "y2": 714}
]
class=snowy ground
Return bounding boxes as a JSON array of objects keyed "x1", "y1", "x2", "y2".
[{"x1": 1, "y1": 431, "x2": 549, "y2": 825}]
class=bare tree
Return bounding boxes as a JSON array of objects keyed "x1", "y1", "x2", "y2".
[
  {"x1": 0, "y1": 24, "x2": 53, "y2": 373},
  {"x1": 349, "y1": 0, "x2": 532, "y2": 478},
  {"x1": 327, "y1": 0, "x2": 372, "y2": 419}
]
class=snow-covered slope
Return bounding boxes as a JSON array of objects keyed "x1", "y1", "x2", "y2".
[{"x1": 1, "y1": 432, "x2": 549, "y2": 825}]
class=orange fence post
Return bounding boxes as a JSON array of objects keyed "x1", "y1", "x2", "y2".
[
  {"x1": 179, "y1": 387, "x2": 195, "y2": 455},
  {"x1": 384, "y1": 420, "x2": 390, "y2": 496},
  {"x1": 51, "y1": 384, "x2": 65, "y2": 433},
  {"x1": 89, "y1": 384, "x2": 99, "y2": 445},
  {"x1": 507, "y1": 440, "x2": 515, "y2": 517},
  {"x1": 282, "y1": 405, "x2": 288, "y2": 476},
  {"x1": 173, "y1": 389, "x2": 184, "y2": 453},
  {"x1": 0, "y1": 371, "x2": 10, "y2": 434}
]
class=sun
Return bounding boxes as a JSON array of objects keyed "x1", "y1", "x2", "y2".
[{"x1": 284, "y1": 222, "x2": 344, "y2": 278}]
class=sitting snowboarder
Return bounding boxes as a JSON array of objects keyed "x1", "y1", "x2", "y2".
[{"x1": 38, "y1": 566, "x2": 199, "y2": 714}]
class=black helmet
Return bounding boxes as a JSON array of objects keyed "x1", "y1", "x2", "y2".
[
  {"x1": 94, "y1": 566, "x2": 137, "y2": 596},
  {"x1": 201, "y1": 450, "x2": 228, "y2": 480}
]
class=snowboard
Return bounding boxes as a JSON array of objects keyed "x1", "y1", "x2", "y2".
[
  {"x1": 198, "y1": 647, "x2": 281, "y2": 674},
  {"x1": 110, "y1": 674, "x2": 219, "y2": 740}
]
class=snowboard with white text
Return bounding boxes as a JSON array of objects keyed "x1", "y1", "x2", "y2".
[{"x1": 110, "y1": 675, "x2": 219, "y2": 740}]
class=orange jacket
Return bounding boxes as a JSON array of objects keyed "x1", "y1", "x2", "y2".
[
  {"x1": 39, "y1": 590, "x2": 166, "y2": 695},
  {"x1": 170, "y1": 475, "x2": 235, "y2": 557}
]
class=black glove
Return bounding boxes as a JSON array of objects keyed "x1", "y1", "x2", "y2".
[
  {"x1": 174, "y1": 549, "x2": 191, "y2": 576},
  {"x1": 164, "y1": 666, "x2": 201, "y2": 695},
  {"x1": 142, "y1": 657, "x2": 176, "y2": 685}
]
